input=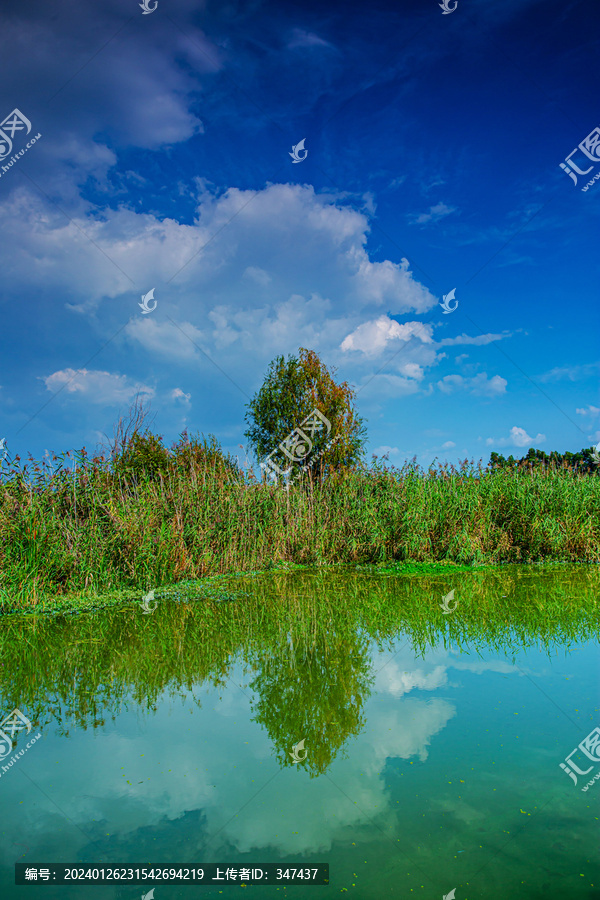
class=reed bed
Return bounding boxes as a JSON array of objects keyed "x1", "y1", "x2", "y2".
[{"x1": 0, "y1": 440, "x2": 599, "y2": 609}]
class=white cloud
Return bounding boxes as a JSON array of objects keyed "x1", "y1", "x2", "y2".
[
  {"x1": 470, "y1": 373, "x2": 507, "y2": 395},
  {"x1": 206, "y1": 293, "x2": 330, "y2": 354},
  {"x1": 372, "y1": 445, "x2": 400, "y2": 457},
  {"x1": 0, "y1": 193, "x2": 202, "y2": 307},
  {"x1": 41, "y1": 369, "x2": 154, "y2": 405},
  {"x1": 442, "y1": 441, "x2": 456, "y2": 449},
  {"x1": 170, "y1": 388, "x2": 191, "y2": 403},
  {"x1": 379, "y1": 665, "x2": 448, "y2": 698},
  {"x1": 357, "y1": 373, "x2": 424, "y2": 398},
  {"x1": 409, "y1": 202, "x2": 457, "y2": 225},
  {"x1": 0, "y1": 180, "x2": 471, "y2": 415},
  {"x1": 0, "y1": 184, "x2": 438, "y2": 348},
  {"x1": 402, "y1": 361, "x2": 425, "y2": 379},
  {"x1": 485, "y1": 426, "x2": 546, "y2": 448},
  {"x1": 243, "y1": 266, "x2": 272, "y2": 286},
  {"x1": 436, "y1": 373, "x2": 507, "y2": 396},
  {"x1": 287, "y1": 28, "x2": 334, "y2": 50},
  {"x1": 576, "y1": 405, "x2": 600, "y2": 418},
  {"x1": 539, "y1": 362, "x2": 600, "y2": 383},
  {"x1": 437, "y1": 374, "x2": 464, "y2": 394},
  {"x1": 341, "y1": 316, "x2": 433, "y2": 355},
  {"x1": 349, "y1": 253, "x2": 436, "y2": 312},
  {"x1": 125, "y1": 318, "x2": 205, "y2": 360},
  {"x1": 0, "y1": 6, "x2": 219, "y2": 206},
  {"x1": 439, "y1": 332, "x2": 509, "y2": 347}
]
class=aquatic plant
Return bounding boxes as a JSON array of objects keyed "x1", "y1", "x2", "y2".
[{"x1": 0, "y1": 433, "x2": 599, "y2": 610}]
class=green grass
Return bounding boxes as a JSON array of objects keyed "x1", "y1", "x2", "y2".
[{"x1": 1, "y1": 444, "x2": 599, "y2": 612}]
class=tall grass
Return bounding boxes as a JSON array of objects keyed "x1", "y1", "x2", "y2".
[{"x1": 0, "y1": 430, "x2": 599, "y2": 608}]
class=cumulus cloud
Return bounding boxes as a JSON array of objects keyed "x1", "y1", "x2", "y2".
[
  {"x1": 170, "y1": 388, "x2": 191, "y2": 403},
  {"x1": 1, "y1": 183, "x2": 444, "y2": 391},
  {"x1": 125, "y1": 318, "x2": 205, "y2": 360},
  {"x1": 485, "y1": 426, "x2": 546, "y2": 448},
  {"x1": 1, "y1": 184, "x2": 438, "y2": 321},
  {"x1": 437, "y1": 373, "x2": 507, "y2": 396},
  {"x1": 0, "y1": 192, "x2": 201, "y2": 306},
  {"x1": 341, "y1": 316, "x2": 433, "y2": 355},
  {"x1": 379, "y1": 665, "x2": 448, "y2": 698},
  {"x1": 41, "y1": 369, "x2": 154, "y2": 405},
  {"x1": 372, "y1": 445, "x2": 400, "y2": 457},
  {"x1": 576, "y1": 405, "x2": 600, "y2": 418},
  {"x1": 349, "y1": 253, "x2": 436, "y2": 312},
  {"x1": 0, "y1": 2, "x2": 220, "y2": 207}
]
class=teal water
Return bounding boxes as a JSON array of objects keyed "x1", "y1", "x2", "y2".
[{"x1": 0, "y1": 567, "x2": 598, "y2": 898}]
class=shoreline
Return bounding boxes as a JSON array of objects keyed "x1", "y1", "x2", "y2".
[{"x1": 1, "y1": 559, "x2": 596, "y2": 619}]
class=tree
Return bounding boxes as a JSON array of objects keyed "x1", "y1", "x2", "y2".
[
  {"x1": 488, "y1": 446, "x2": 599, "y2": 475},
  {"x1": 103, "y1": 394, "x2": 170, "y2": 486},
  {"x1": 244, "y1": 348, "x2": 367, "y2": 481},
  {"x1": 113, "y1": 429, "x2": 171, "y2": 484}
]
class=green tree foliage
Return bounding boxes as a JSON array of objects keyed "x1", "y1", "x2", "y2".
[
  {"x1": 109, "y1": 395, "x2": 240, "y2": 488},
  {"x1": 244, "y1": 348, "x2": 367, "y2": 481},
  {"x1": 113, "y1": 430, "x2": 171, "y2": 484},
  {"x1": 489, "y1": 446, "x2": 599, "y2": 475}
]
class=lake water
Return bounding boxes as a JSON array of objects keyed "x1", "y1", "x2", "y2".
[{"x1": 1, "y1": 566, "x2": 599, "y2": 898}]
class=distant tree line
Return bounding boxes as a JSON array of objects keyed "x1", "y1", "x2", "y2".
[{"x1": 488, "y1": 446, "x2": 599, "y2": 475}]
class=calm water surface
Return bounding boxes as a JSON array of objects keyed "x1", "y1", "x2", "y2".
[{"x1": 1, "y1": 566, "x2": 599, "y2": 899}]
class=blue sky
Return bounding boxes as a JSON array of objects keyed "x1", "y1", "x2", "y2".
[{"x1": 0, "y1": 0, "x2": 599, "y2": 472}]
